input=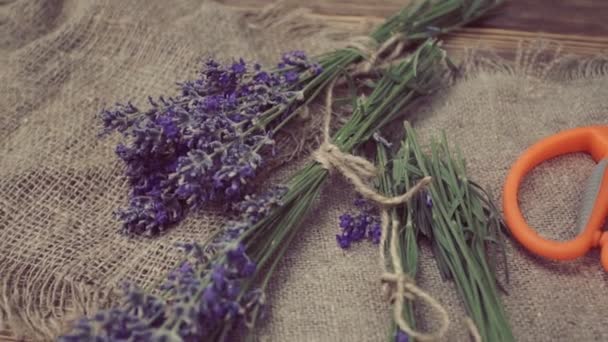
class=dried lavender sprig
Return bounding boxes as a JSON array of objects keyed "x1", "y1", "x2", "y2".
[
  {"x1": 335, "y1": 198, "x2": 382, "y2": 249},
  {"x1": 63, "y1": 35, "x2": 500, "y2": 340},
  {"x1": 59, "y1": 187, "x2": 288, "y2": 342},
  {"x1": 59, "y1": 246, "x2": 262, "y2": 341}
]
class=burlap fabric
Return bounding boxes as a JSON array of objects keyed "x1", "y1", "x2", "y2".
[{"x1": 1, "y1": 1, "x2": 607, "y2": 341}]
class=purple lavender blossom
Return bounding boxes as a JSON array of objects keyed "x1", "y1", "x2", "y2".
[
  {"x1": 280, "y1": 50, "x2": 322, "y2": 76},
  {"x1": 425, "y1": 191, "x2": 433, "y2": 208},
  {"x1": 100, "y1": 53, "x2": 321, "y2": 235},
  {"x1": 369, "y1": 222, "x2": 382, "y2": 244},
  {"x1": 57, "y1": 286, "x2": 166, "y2": 341},
  {"x1": 60, "y1": 243, "x2": 261, "y2": 341},
  {"x1": 396, "y1": 330, "x2": 409, "y2": 342},
  {"x1": 59, "y1": 185, "x2": 286, "y2": 340},
  {"x1": 336, "y1": 197, "x2": 382, "y2": 249},
  {"x1": 231, "y1": 186, "x2": 287, "y2": 224}
]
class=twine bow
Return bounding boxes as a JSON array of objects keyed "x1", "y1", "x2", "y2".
[{"x1": 312, "y1": 79, "x2": 450, "y2": 341}]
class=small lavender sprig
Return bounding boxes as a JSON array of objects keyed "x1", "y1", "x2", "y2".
[
  {"x1": 59, "y1": 187, "x2": 287, "y2": 341},
  {"x1": 336, "y1": 198, "x2": 381, "y2": 249},
  {"x1": 101, "y1": 54, "x2": 320, "y2": 235}
]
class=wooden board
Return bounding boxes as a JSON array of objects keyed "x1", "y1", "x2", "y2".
[
  {"x1": 220, "y1": 0, "x2": 608, "y2": 55},
  {"x1": 221, "y1": 0, "x2": 608, "y2": 36}
]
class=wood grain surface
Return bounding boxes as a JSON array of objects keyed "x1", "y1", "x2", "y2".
[
  {"x1": 220, "y1": 0, "x2": 608, "y2": 55},
  {"x1": 222, "y1": 0, "x2": 608, "y2": 36},
  {"x1": 1, "y1": 1, "x2": 607, "y2": 341}
]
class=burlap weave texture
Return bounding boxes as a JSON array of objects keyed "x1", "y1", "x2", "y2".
[{"x1": 1, "y1": 1, "x2": 608, "y2": 341}]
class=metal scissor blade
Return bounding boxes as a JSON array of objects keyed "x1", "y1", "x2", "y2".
[{"x1": 578, "y1": 159, "x2": 608, "y2": 233}]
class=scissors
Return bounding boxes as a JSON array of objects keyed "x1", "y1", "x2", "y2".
[{"x1": 503, "y1": 126, "x2": 608, "y2": 271}]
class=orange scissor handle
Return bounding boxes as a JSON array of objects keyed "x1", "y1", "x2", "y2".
[{"x1": 503, "y1": 126, "x2": 608, "y2": 271}]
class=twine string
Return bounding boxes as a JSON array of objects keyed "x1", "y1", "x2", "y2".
[
  {"x1": 345, "y1": 33, "x2": 408, "y2": 73},
  {"x1": 465, "y1": 317, "x2": 482, "y2": 342},
  {"x1": 312, "y1": 80, "x2": 450, "y2": 341}
]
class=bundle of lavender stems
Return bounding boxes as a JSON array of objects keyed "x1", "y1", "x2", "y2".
[{"x1": 59, "y1": 1, "x2": 511, "y2": 341}]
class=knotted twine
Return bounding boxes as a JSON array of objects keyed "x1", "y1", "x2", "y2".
[
  {"x1": 345, "y1": 33, "x2": 408, "y2": 77},
  {"x1": 312, "y1": 79, "x2": 450, "y2": 341}
]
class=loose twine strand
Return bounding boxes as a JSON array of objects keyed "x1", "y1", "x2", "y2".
[
  {"x1": 312, "y1": 78, "x2": 450, "y2": 341},
  {"x1": 466, "y1": 317, "x2": 482, "y2": 342}
]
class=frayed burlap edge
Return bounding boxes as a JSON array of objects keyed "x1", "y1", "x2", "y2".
[
  {"x1": 1, "y1": 275, "x2": 117, "y2": 340},
  {"x1": 456, "y1": 40, "x2": 608, "y2": 82}
]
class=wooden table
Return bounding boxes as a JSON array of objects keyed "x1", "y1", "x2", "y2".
[
  {"x1": 220, "y1": 0, "x2": 608, "y2": 56},
  {"x1": 1, "y1": 1, "x2": 606, "y2": 341}
]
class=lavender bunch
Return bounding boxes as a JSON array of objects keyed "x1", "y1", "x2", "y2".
[
  {"x1": 101, "y1": 0, "x2": 502, "y2": 236},
  {"x1": 399, "y1": 123, "x2": 513, "y2": 341},
  {"x1": 101, "y1": 53, "x2": 320, "y2": 235},
  {"x1": 370, "y1": 123, "x2": 512, "y2": 342},
  {"x1": 336, "y1": 198, "x2": 382, "y2": 249},
  {"x1": 60, "y1": 187, "x2": 287, "y2": 342},
  {"x1": 61, "y1": 40, "x2": 447, "y2": 342}
]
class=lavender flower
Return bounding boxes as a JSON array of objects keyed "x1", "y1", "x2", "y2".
[
  {"x1": 60, "y1": 187, "x2": 286, "y2": 340},
  {"x1": 60, "y1": 244, "x2": 261, "y2": 341},
  {"x1": 336, "y1": 198, "x2": 382, "y2": 249},
  {"x1": 58, "y1": 285, "x2": 167, "y2": 341},
  {"x1": 163, "y1": 242, "x2": 262, "y2": 338},
  {"x1": 425, "y1": 191, "x2": 433, "y2": 208},
  {"x1": 396, "y1": 330, "x2": 409, "y2": 342},
  {"x1": 100, "y1": 54, "x2": 321, "y2": 235},
  {"x1": 232, "y1": 186, "x2": 287, "y2": 224}
]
